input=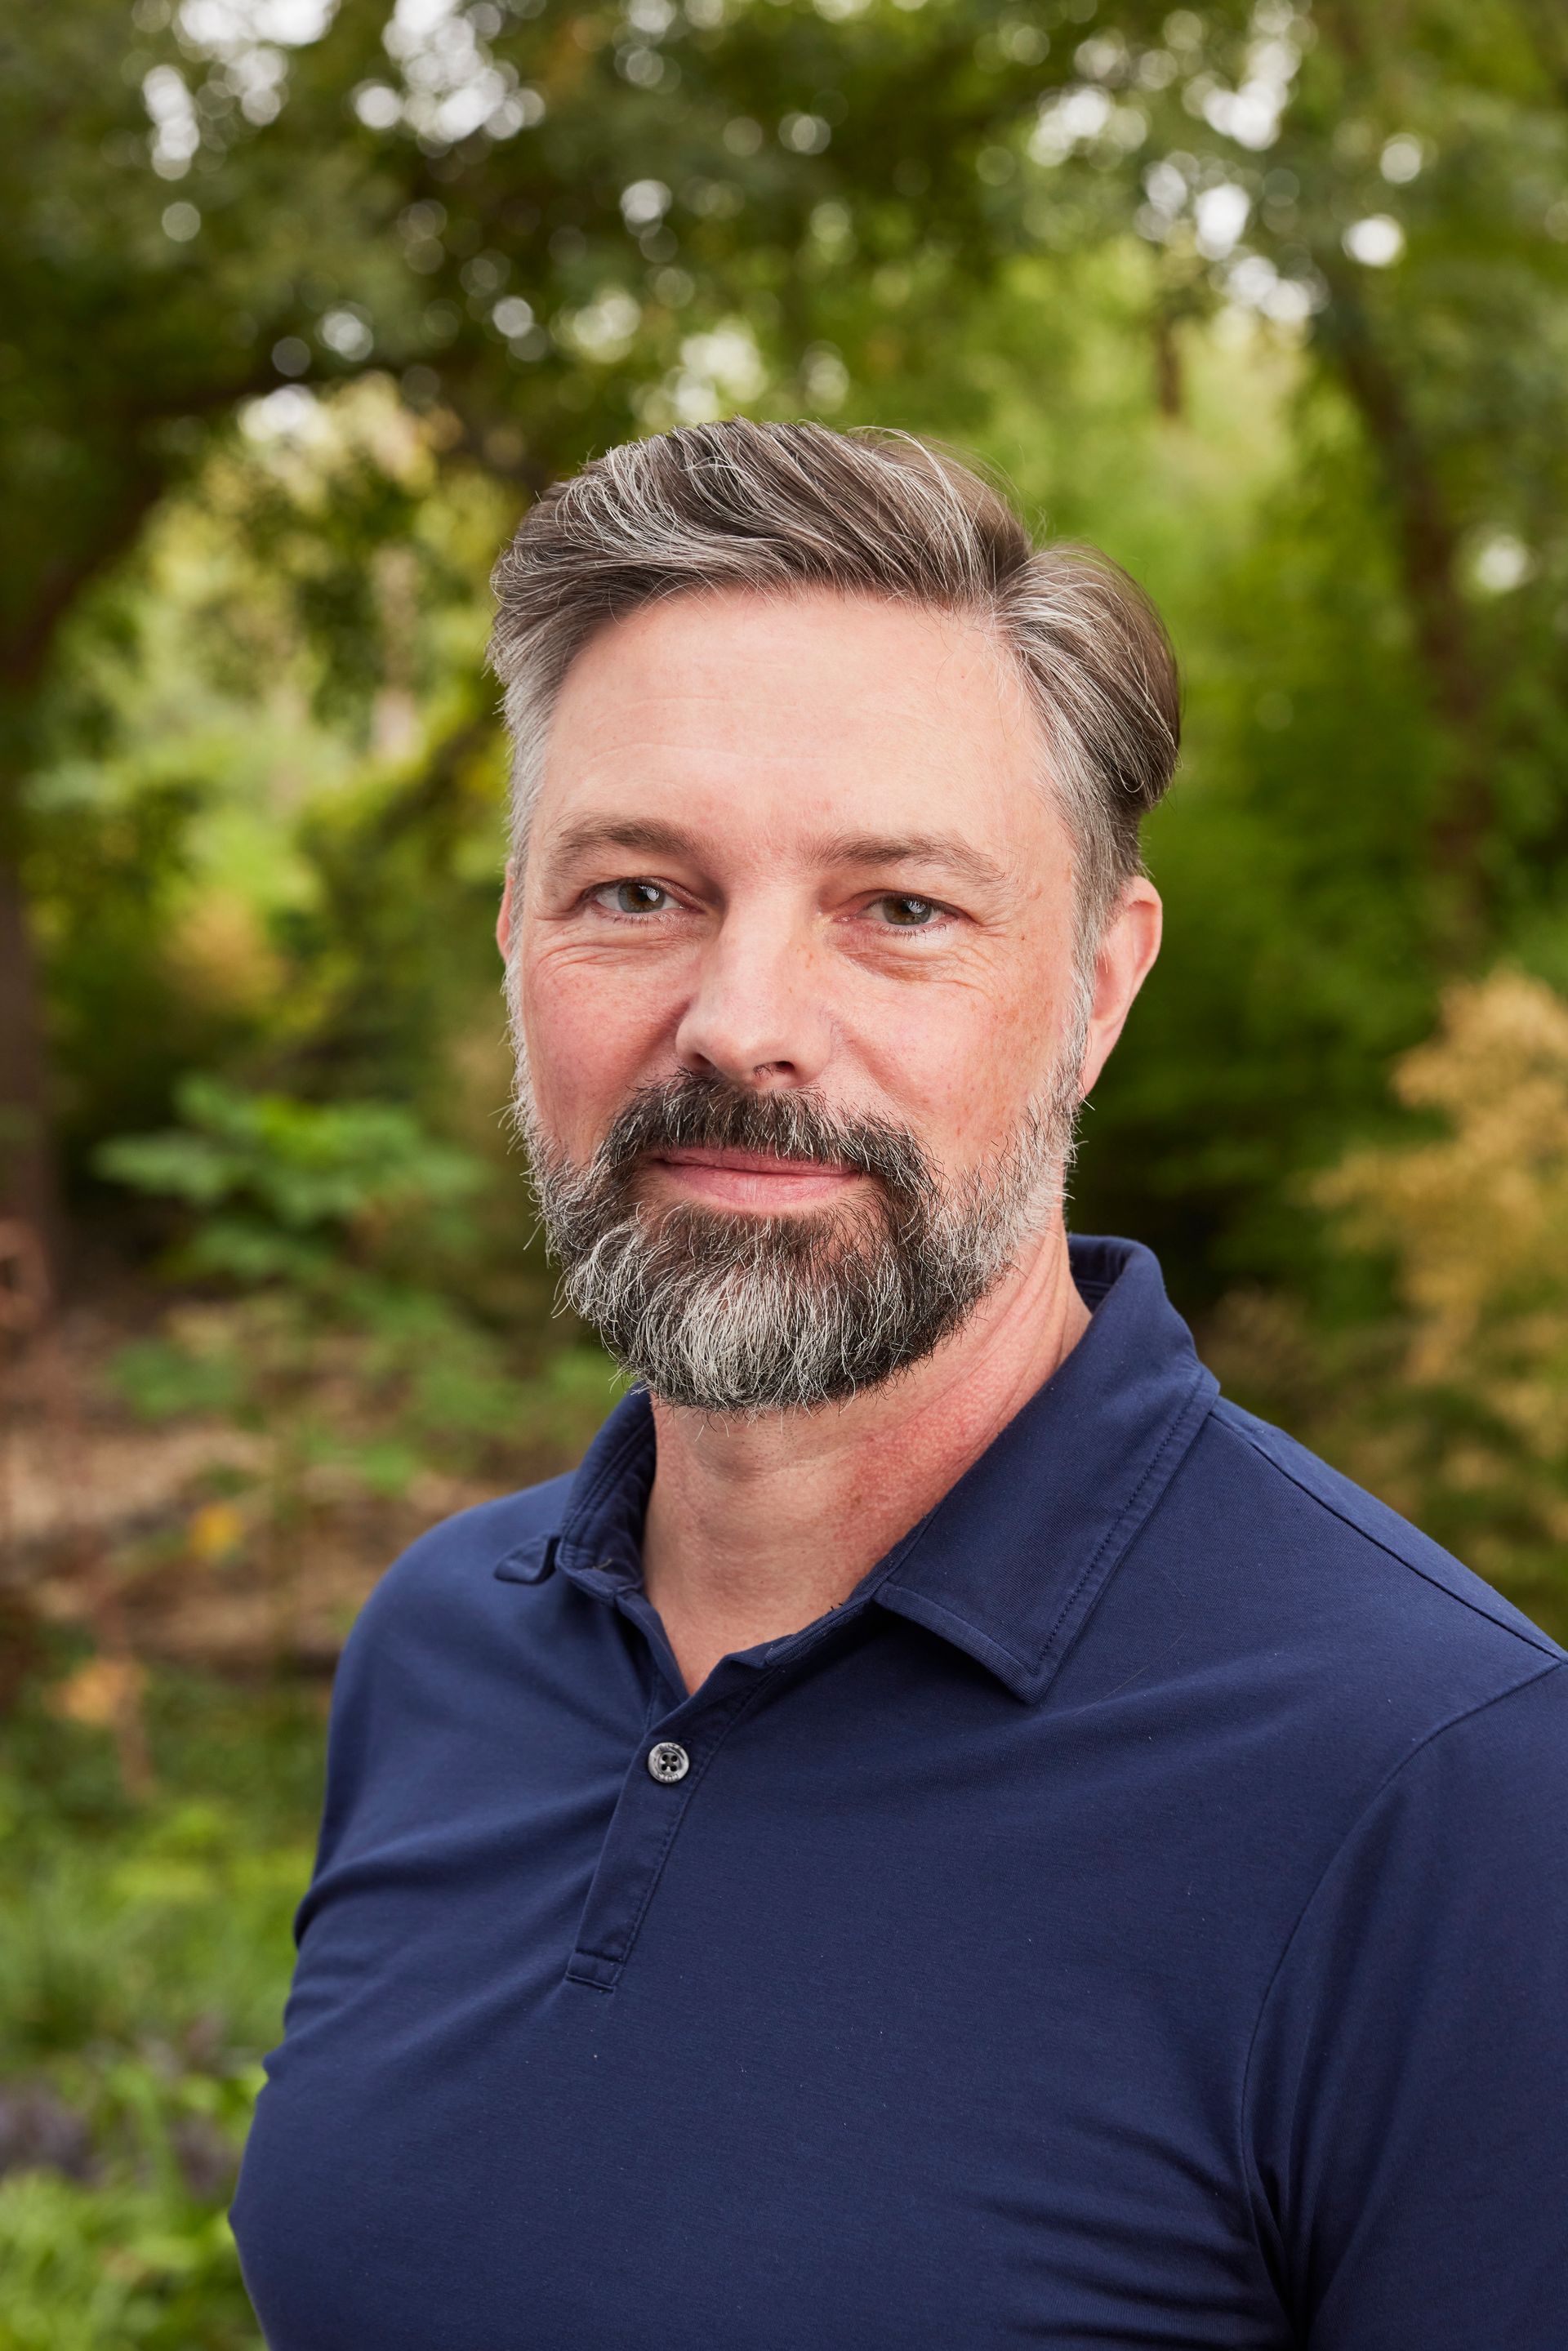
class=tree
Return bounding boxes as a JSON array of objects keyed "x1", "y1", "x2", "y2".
[
  {"x1": 4, "y1": 0, "x2": 1198, "y2": 1279},
  {"x1": 5, "y1": 0, "x2": 1566, "y2": 1303}
]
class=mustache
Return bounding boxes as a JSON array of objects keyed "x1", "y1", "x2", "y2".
[{"x1": 591, "y1": 1073, "x2": 939, "y2": 1202}]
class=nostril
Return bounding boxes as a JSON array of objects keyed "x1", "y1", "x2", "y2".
[{"x1": 679, "y1": 1047, "x2": 798, "y2": 1089}]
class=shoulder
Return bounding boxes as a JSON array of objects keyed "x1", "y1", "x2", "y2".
[
  {"x1": 341, "y1": 1472, "x2": 576, "y2": 1666},
  {"x1": 1120, "y1": 1392, "x2": 1565, "y2": 1783},
  {"x1": 1205, "y1": 1396, "x2": 1560, "y2": 1659},
  {"x1": 302, "y1": 1474, "x2": 577, "y2": 1865}
]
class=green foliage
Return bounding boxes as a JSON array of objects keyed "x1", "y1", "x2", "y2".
[
  {"x1": 10, "y1": 0, "x2": 1568, "y2": 1296},
  {"x1": 2, "y1": 1806, "x2": 305, "y2": 2068},
  {"x1": 96, "y1": 1075, "x2": 486, "y2": 1286},
  {"x1": 93, "y1": 1075, "x2": 618, "y2": 1492},
  {"x1": 5, "y1": 7, "x2": 1568, "y2": 2330},
  {"x1": 105, "y1": 1336, "x2": 252, "y2": 1425},
  {"x1": 0, "y1": 1680, "x2": 322, "y2": 2351},
  {"x1": 0, "y1": 2173, "x2": 256, "y2": 2351},
  {"x1": 1209, "y1": 969, "x2": 1568, "y2": 1639},
  {"x1": 24, "y1": 772, "x2": 252, "y2": 1186},
  {"x1": 274, "y1": 688, "x2": 511, "y2": 1106}
]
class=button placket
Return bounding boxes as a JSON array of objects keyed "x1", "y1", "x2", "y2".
[{"x1": 565, "y1": 1665, "x2": 769, "y2": 1993}]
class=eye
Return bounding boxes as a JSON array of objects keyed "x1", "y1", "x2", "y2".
[
  {"x1": 867, "y1": 893, "x2": 945, "y2": 929},
  {"x1": 592, "y1": 879, "x2": 675, "y2": 916}
]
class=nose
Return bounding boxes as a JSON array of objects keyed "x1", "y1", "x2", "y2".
[{"x1": 674, "y1": 897, "x2": 834, "y2": 1090}]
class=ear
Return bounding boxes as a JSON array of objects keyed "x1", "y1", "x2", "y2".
[
  {"x1": 496, "y1": 862, "x2": 518, "y2": 964},
  {"x1": 1077, "y1": 879, "x2": 1162, "y2": 1098}
]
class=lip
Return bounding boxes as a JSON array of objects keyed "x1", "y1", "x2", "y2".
[
  {"x1": 645, "y1": 1146, "x2": 862, "y2": 1211},
  {"x1": 655, "y1": 1147, "x2": 856, "y2": 1177}
]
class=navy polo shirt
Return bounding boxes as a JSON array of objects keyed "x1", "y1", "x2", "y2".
[{"x1": 233, "y1": 1237, "x2": 1568, "y2": 2349}]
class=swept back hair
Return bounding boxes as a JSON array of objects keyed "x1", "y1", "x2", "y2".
[{"x1": 488, "y1": 419, "x2": 1179, "y2": 935}]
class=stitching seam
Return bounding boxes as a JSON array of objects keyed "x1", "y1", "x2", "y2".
[
  {"x1": 1034, "y1": 1364, "x2": 1215, "y2": 1673},
  {"x1": 569, "y1": 1663, "x2": 788, "y2": 1979},
  {"x1": 1219, "y1": 1408, "x2": 1559, "y2": 1659},
  {"x1": 1232, "y1": 1659, "x2": 1566, "y2": 2302}
]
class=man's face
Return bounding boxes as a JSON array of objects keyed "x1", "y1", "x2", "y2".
[{"x1": 505, "y1": 588, "x2": 1156, "y2": 1409}]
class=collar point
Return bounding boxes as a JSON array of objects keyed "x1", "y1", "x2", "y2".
[
  {"x1": 875, "y1": 1585, "x2": 1049, "y2": 1704},
  {"x1": 494, "y1": 1535, "x2": 558, "y2": 1586}
]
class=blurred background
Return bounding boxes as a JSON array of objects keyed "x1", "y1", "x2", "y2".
[{"x1": 3, "y1": 0, "x2": 1568, "y2": 2335}]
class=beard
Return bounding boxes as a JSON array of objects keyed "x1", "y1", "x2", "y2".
[{"x1": 513, "y1": 1031, "x2": 1085, "y2": 1418}]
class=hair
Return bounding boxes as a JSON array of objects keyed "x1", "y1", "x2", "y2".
[
  {"x1": 523, "y1": 1063, "x2": 1079, "y2": 1413},
  {"x1": 488, "y1": 418, "x2": 1180, "y2": 938}
]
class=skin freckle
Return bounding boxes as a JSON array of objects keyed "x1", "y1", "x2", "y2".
[{"x1": 509, "y1": 587, "x2": 1152, "y2": 1196}]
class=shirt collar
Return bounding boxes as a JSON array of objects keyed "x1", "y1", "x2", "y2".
[
  {"x1": 874, "y1": 1236, "x2": 1217, "y2": 1699},
  {"x1": 527, "y1": 1236, "x2": 1217, "y2": 1704}
]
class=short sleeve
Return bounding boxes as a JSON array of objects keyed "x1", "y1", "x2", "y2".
[{"x1": 1245, "y1": 1663, "x2": 1568, "y2": 2349}]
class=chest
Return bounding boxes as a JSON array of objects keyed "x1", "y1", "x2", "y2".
[{"x1": 234, "y1": 1635, "x2": 1294, "y2": 2349}]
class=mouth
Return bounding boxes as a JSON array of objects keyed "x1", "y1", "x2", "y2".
[{"x1": 642, "y1": 1145, "x2": 866, "y2": 1213}]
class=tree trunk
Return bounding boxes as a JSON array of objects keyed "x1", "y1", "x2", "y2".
[
  {"x1": 0, "y1": 465, "x2": 167, "y2": 1307},
  {"x1": 1315, "y1": 272, "x2": 1494, "y2": 951},
  {"x1": 0, "y1": 836, "x2": 61, "y2": 1295}
]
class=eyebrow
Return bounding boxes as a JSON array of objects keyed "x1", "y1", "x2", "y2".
[
  {"x1": 545, "y1": 817, "x2": 702, "y2": 867},
  {"x1": 812, "y1": 831, "x2": 1011, "y2": 893},
  {"x1": 542, "y1": 817, "x2": 1010, "y2": 894}
]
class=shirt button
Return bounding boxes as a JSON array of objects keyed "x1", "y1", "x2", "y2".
[{"x1": 647, "y1": 1741, "x2": 690, "y2": 1784}]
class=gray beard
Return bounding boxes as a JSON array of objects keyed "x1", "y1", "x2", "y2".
[{"x1": 512, "y1": 1025, "x2": 1085, "y2": 1417}]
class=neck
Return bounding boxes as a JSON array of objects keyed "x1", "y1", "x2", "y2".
[{"x1": 641, "y1": 1222, "x2": 1089, "y2": 1694}]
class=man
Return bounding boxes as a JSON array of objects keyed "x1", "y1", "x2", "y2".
[{"x1": 233, "y1": 423, "x2": 1568, "y2": 2349}]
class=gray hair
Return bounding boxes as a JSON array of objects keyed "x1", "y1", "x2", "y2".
[
  {"x1": 488, "y1": 419, "x2": 1179, "y2": 937},
  {"x1": 523, "y1": 1066, "x2": 1079, "y2": 1414}
]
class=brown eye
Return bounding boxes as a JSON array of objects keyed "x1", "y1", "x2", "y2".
[
  {"x1": 873, "y1": 893, "x2": 938, "y2": 928},
  {"x1": 596, "y1": 880, "x2": 670, "y2": 915}
]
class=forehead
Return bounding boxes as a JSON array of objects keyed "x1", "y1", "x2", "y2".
[{"x1": 533, "y1": 587, "x2": 1054, "y2": 858}]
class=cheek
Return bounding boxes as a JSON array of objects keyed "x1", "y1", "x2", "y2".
[
  {"x1": 517, "y1": 943, "x2": 679, "y2": 1149},
  {"x1": 855, "y1": 957, "x2": 1070, "y2": 1160}
]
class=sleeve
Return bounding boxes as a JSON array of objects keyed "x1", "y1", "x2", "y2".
[
  {"x1": 292, "y1": 1490, "x2": 558, "y2": 1926},
  {"x1": 1243, "y1": 1662, "x2": 1568, "y2": 2350}
]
